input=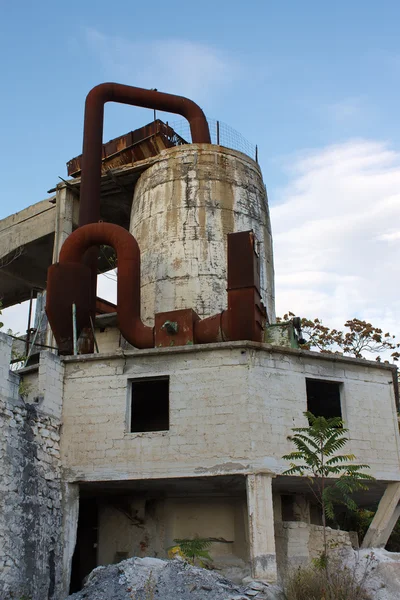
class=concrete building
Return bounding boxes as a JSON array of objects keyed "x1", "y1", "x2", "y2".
[{"x1": 0, "y1": 85, "x2": 399, "y2": 600}]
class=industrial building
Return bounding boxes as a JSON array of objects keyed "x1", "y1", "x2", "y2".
[{"x1": 0, "y1": 83, "x2": 399, "y2": 600}]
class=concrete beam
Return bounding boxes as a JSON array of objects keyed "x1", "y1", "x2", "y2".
[
  {"x1": 246, "y1": 473, "x2": 277, "y2": 582},
  {"x1": 362, "y1": 482, "x2": 400, "y2": 548}
]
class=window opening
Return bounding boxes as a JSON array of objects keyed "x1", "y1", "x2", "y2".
[
  {"x1": 130, "y1": 377, "x2": 169, "y2": 432},
  {"x1": 281, "y1": 495, "x2": 295, "y2": 521},
  {"x1": 306, "y1": 378, "x2": 342, "y2": 420}
]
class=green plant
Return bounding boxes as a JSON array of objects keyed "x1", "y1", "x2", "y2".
[
  {"x1": 283, "y1": 412, "x2": 374, "y2": 560},
  {"x1": 18, "y1": 378, "x2": 32, "y2": 399},
  {"x1": 282, "y1": 553, "x2": 375, "y2": 600},
  {"x1": 169, "y1": 537, "x2": 213, "y2": 568}
]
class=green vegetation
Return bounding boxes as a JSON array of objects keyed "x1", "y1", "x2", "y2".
[
  {"x1": 283, "y1": 412, "x2": 374, "y2": 561},
  {"x1": 169, "y1": 537, "x2": 213, "y2": 568},
  {"x1": 282, "y1": 554, "x2": 375, "y2": 600}
]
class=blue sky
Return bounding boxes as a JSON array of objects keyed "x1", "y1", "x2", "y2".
[{"x1": 1, "y1": 1, "x2": 400, "y2": 341}]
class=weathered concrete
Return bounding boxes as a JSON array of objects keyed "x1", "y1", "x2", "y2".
[
  {"x1": 246, "y1": 473, "x2": 277, "y2": 582},
  {"x1": 275, "y1": 521, "x2": 356, "y2": 571},
  {"x1": 60, "y1": 342, "x2": 400, "y2": 483},
  {"x1": 0, "y1": 198, "x2": 56, "y2": 306},
  {"x1": 0, "y1": 333, "x2": 64, "y2": 599},
  {"x1": 362, "y1": 483, "x2": 400, "y2": 548},
  {"x1": 52, "y1": 185, "x2": 79, "y2": 262},
  {"x1": 96, "y1": 494, "x2": 249, "y2": 578},
  {"x1": 62, "y1": 483, "x2": 80, "y2": 598},
  {"x1": 130, "y1": 144, "x2": 275, "y2": 324}
]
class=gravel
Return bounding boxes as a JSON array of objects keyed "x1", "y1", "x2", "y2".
[{"x1": 67, "y1": 557, "x2": 283, "y2": 600}]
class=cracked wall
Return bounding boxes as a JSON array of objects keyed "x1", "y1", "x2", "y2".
[
  {"x1": 131, "y1": 145, "x2": 275, "y2": 324},
  {"x1": 61, "y1": 344, "x2": 400, "y2": 483},
  {"x1": 0, "y1": 333, "x2": 64, "y2": 600}
]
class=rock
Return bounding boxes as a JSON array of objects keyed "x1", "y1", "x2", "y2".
[
  {"x1": 67, "y1": 557, "x2": 284, "y2": 600},
  {"x1": 246, "y1": 580, "x2": 267, "y2": 591}
]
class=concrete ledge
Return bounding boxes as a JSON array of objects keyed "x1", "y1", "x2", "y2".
[{"x1": 61, "y1": 338, "x2": 398, "y2": 373}]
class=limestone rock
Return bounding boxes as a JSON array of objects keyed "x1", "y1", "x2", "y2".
[{"x1": 67, "y1": 558, "x2": 284, "y2": 600}]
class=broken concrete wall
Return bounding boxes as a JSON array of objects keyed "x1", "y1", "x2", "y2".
[
  {"x1": 275, "y1": 521, "x2": 355, "y2": 570},
  {"x1": 0, "y1": 332, "x2": 64, "y2": 599}
]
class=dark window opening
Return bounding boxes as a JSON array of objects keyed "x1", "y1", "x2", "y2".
[
  {"x1": 131, "y1": 377, "x2": 169, "y2": 433},
  {"x1": 306, "y1": 378, "x2": 342, "y2": 420},
  {"x1": 310, "y1": 503, "x2": 323, "y2": 525},
  {"x1": 281, "y1": 495, "x2": 295, "y2": 521}
]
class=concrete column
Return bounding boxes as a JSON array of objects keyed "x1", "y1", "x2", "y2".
[
  {"x1": 47, "y1": 185, "x2": 78, "y2": 348},
  {"x1": 61, "y1": 483, "x2": 80, "y2": 598},
  {"x1": 52, "y1": 185, "x2": 78, "y2": 263},
  {"x1": 246, "y1": 473, "x2": 277, "y2": 582},
  {"x1": 362, "y1": 482, "x2": 400, "y2": 548}
]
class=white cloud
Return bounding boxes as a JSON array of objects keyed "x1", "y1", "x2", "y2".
[
  {"x1": 271, "y1": 140, "x2": 400, "y2": 336},
  {"x1": 84, "y1": 28, "x2": 238, "y2": 103}
]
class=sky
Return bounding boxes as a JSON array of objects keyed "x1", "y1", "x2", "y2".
[{"x1": 1, "y1": 0, "x2": 400, "y2": 345}]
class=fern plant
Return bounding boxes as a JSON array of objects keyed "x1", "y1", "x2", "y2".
[
  {"x1": 170, "y1": 537, "x2": 213, "y2": 568},
  {"x1": 282, "y1": 411, "x2": 374, "y2": 560}
]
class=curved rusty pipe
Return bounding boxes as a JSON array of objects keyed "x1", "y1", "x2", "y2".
[
  {"x1": 79, "y1": 83, "x2": 211, "y2": 226},
  {"x1": 77, "y1": 83, "x2": 211, "y2": 345},
  {"x1": 59, "y1": 222, "x2": 154, "y2": 349}
]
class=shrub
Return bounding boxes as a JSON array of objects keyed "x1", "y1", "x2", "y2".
[
  {"x1": 168, "y1": 537, "x2": 213, "y2": 568},
  {"x1": 282, "y1": 554, "x2": 374, "y2": 600}
]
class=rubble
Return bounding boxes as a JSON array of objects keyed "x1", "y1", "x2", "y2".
[{"x1": 67, "y1": 557, "x2": 283, "y2": 600}]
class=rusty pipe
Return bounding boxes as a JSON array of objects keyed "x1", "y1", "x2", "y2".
[
  {"x1": 79, "y1": 83, "x2": 211, "y2": 226},
  {"x1": 77, "y1": 83, "x2": 211, "y2": 342},
  {"x1": 59, "y1": 222, "x2": 154, "y2": 349}
]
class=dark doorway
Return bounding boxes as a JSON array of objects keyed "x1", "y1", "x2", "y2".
[{"x1": 69, "y1": 498, "x2": 98, "y2": 593}]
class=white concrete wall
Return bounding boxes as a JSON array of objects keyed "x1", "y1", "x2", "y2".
[
  {"x1": 61, "y1": 343, "x2": 400, "y2": 483},
  {"x1": 95, "y1": 326, "x2": 121, "y2": 354}
]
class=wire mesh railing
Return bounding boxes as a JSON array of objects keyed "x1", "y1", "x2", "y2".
[{"x1": 166, "y1": 117, "x2": 258, "y2": 162}]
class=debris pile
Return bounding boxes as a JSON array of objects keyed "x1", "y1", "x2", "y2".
[{"x1": 67, "y1": 557, "x2": 282, "y2": 600}]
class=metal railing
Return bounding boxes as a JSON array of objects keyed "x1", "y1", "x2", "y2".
[{"x1": 166, "y1": 117, "x2": 258, "y2": 162}]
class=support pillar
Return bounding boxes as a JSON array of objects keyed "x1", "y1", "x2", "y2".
[
  {"x1": 52, "y1": 185, "x2": 78, "y2": 263},
  {"x1": 362, "y1": 482, "x2": 400, "y2": 548},
  {"x1": 246, "y1": 472, "x2": 277, "y2": 582},
  {"x1": 47, "y1": 185, "x2": 78, "y2": 348},
  {"x1": 61, "y1": 483, "x2": 80, "y2": 598}
]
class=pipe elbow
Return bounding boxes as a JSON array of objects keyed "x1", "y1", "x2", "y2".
[{"x1": 119, "y1": 318, "x2": 154, "y2": 350}]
